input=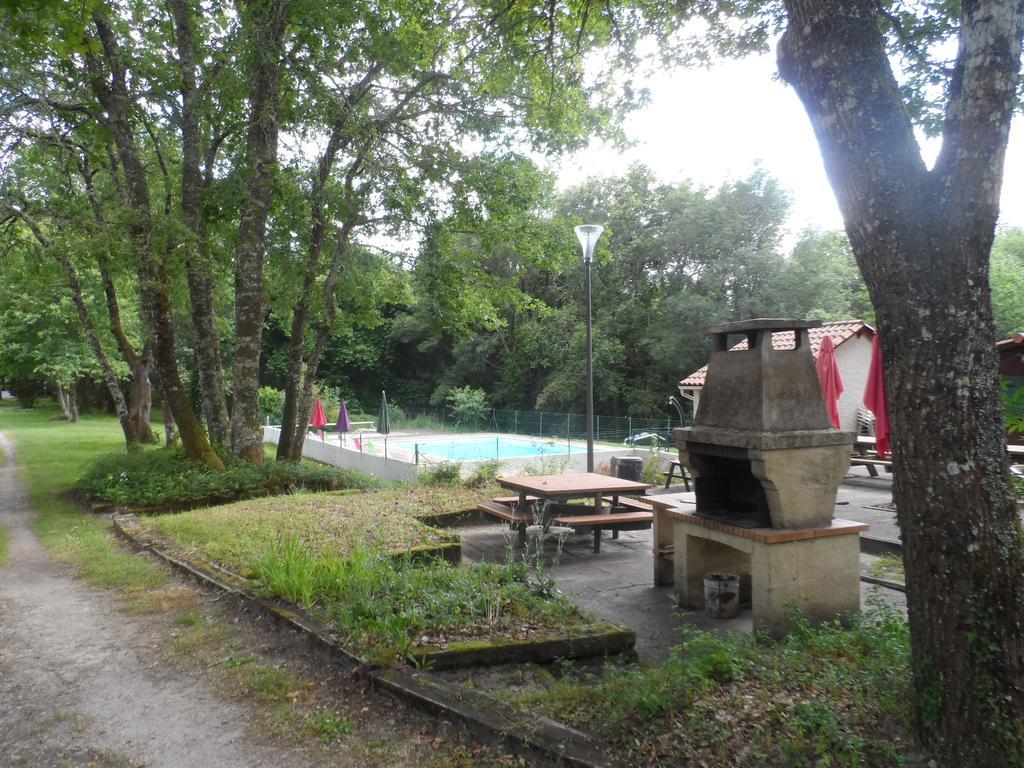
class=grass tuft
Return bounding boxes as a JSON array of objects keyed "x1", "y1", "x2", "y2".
[{"x1": 306, "y1": 709, "x2": 355, "y2": 742}]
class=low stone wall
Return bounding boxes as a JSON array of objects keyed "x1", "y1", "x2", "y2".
[{"x1": 263, "y1": 427, "x2": 420, "y2": 483}]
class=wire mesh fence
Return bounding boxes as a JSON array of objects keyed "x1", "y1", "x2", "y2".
[
  {"x1": 489, "y1": 409, "x2": 684, "y2": 445},
  {"x1": 393, "y1": 405, "x2": 689, "y2": 447}
]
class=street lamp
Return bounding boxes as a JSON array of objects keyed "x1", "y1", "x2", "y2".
[{"x1": 575, "y1": 224, "x2": 604, "y2": 473}]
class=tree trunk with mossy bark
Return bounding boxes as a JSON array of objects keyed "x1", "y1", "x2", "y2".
[
  {"x1": 169, "y1": 0, "x2": 231, "y2": 446},
  {"x1": 777, "y1": 1, "x2": 1024, "y2": 763},
  {"x1": 231, "y1": 0, "x2": 290, "y2": 463},
  {"x1": 86, "y1": 10, "x2": 222, "y2": 470}
]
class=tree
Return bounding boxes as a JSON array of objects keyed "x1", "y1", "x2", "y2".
[
  {"x1": 230, "y1": 0, "x2": 291, "y2": 463},
  {"x1": 766, "y1": 2, "x2": 1024, "y2": 762},
  {"x1": 84, "y1": 9, "x2": 222, "y2": 469}
]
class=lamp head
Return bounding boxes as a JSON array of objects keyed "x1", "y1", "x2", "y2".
[{"x1": 574, "y1": 224, "x2": 604, "y2": 263}]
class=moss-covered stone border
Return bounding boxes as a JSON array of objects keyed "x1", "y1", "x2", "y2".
[
  {"x1": 412, "y1": 626, "x2": 636, "y2": 670},
  {"x1": 110, "y1": 513, "x2": 628, "y2": 768}
]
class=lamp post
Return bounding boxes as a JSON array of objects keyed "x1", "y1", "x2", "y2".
[{"x1": 575, "y1": 224, "x2": 604, "y2": 473}]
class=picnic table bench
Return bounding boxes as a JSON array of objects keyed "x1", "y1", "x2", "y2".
[
  {"x1": 662, "y1": 460, "x2": 692, "y2": 491},
  {"x1": 478, "y1": 473, "x2": 653, "y2": 552}
]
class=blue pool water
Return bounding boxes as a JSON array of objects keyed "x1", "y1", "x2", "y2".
[{"x1": 391, "y1": 435, "x2": 583, "y2": 462}]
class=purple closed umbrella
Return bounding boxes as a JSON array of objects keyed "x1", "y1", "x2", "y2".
[{"x1": 336, "y1": 398, "x2": 351, "y2": 445}]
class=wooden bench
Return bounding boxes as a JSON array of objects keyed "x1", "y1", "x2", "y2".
[
  {"x1": 490, "y1": 495, "x2": 540, "y2": 505},
  {"x1": 850, "y1": 456, "x2": 893, "y2": 477},
  {"x1": 476, "y1": 500, "x2": 531, "y2": 524},
  {"x1": 602, "y1": 495, "x2": 653, "y2": 512},
  {"x1": 551, "y1": 510, "x2": 654, "y2": 552}
]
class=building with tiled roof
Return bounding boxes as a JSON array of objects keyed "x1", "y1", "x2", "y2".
[{"x1": 679, "y1": 319, "x2": 876, "y2": 431}]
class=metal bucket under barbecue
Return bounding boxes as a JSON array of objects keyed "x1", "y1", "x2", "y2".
[{"x1": 703, "y1": 572, "x2": 740, "y2": 619}]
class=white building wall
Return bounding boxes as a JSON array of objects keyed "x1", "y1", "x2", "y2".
[{"x1": 833, "y1": 335, "x2": 873, "y2": 432}]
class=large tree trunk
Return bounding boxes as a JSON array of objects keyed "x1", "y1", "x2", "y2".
[
  {"x1": 230, "y1": 0, "x2": 290, "y2": 463},
  {"x1": 5, "y1": 204, "x2": 140, "y2": 446},
  {"x1": 284, "y1": 224, "x2": 353, "y2": 460},
  {"x1": 86, "y1": 11, "x2": 222, "y2": 469},
  {"x1": 778, "y1": 2, "x2": 1024, "y2": 764},
  {"x1": 129, "y1": 343, "x2": 153, "y2": 442},
  {"x1": 169, "y1": 0, "x2": 231, "y2": 446},
  {"x1": 80, "y1": 154, "x2": 157, "y2": 443},
  {"x1": 275, "y1": 70, "x2": 379, "y2": 461}
]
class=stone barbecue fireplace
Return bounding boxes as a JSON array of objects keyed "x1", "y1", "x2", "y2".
[
  {"x1": 674, "y1": 318, "x2": 853, "y2": 529},
  {"x1": 651, "y1": 318, "x2": 867, "y2": 636}
]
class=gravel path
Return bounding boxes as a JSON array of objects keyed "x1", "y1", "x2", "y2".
[{"x1": 0, "y1": 431, "x2": 309, "y2": 768}]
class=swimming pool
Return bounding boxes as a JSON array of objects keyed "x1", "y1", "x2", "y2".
[{"x1": 390, "y1": 435, "x2": 584, "y2": 462}]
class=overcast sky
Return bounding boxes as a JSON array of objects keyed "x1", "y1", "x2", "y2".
[{"x1": 548, "y1": 50, "x2": 1024, "y2": 248}]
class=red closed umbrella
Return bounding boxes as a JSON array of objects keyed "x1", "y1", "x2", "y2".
[
  {"x1": 864, "y1": 333, "x2": 891, "y2": 459},
  {"x1": 816, "y1": 334, "x2": 844, "y2": 429},
  {"x1": 310, "y1": 397, "x2": 327, "y2": 440}
]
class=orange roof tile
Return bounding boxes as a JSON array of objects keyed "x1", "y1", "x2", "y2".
[{"x1": 678, "y1": 320, "x2": 875, "y2": 388}]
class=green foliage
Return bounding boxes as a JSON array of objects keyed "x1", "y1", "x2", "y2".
[
  {"x1": 9, "y1": 379, "x2": 43, "y2": 409},
  {"x1": 465, "y1": 459, "x2": 504, "y2": 488},
  {"x1": 419, "y1": 461, "x2": 463, "y2": 486},
  {"x1": 446, "y1": 386, "x2": 488, "y2": 427},
  {"x1": 258, "y1": 387, "x2": 286, "y2": 424},
  {"x1": 80, "y1": 448, "x2": 371, "y2": 508},
  {"x1": 398, "y1": 163, "x2": 869, "y2": 418},
  {"x1": 251, "y1": 539, "x2": 586, "y2": 662},
  {"x1": 1003, "y1": 379, "x2": 1024, "y2": 438},
  {"x1": 306, "y1": 710, "x2": 355, "y2": 742},
  {"x1": 517, "y1": 607, "x2": 913, "y2": 767},
  {"x1": 991, "y1": 229, "x2": 1024, "y2": 338}
]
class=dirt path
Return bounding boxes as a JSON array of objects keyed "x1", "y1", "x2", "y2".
[{"x1": 0, "y1": 432, "x2": 316, "y2": 768}]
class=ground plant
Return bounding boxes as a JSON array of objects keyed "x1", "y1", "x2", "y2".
[
  {"x1": 138, "y1": 491, "x2": 460, "y2": 575},
  {"x1": 137, "y1": 487, "x2": 596, "y2": 663},
  {"x1": 79, "y1": 446, "x2": 372, "y2": 509},
  {"x1": 513, "y1": 608, "x2": 913, "y2": 767}
]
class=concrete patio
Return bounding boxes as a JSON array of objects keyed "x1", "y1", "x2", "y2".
[{"x1": 453, "y1": 465, "x2": 906, "y2": 662}]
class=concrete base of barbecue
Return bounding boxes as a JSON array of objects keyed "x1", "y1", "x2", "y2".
[{"x1": 663, "y1": 510, "x2": 867, "y2": 637}]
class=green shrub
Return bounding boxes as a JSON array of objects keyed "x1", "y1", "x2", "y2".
[
  {"x1": 465, "y1": 459, "x2": 503, "y2": 488},
  {"x1": 420, "y1": 461, "x2": 463, "y2": 486},
  {"x1": 252, "y1": 539, "x2": 584, "y2": 662},
  {"x1": 446, "y1": 386, "x2": 488, "y2": 427},
  {"x1": 519, "y1": 606, "x2": 913, "y2": 768},
  {"x1": 79, "y1": 447, "x2": 375, "y2": 508},
  {"x1": 10, "y1": 378, "x2": 43, "y2": 409},
  {"x1": 258, "y1": 387, "x2": 286, "y2": 424}
]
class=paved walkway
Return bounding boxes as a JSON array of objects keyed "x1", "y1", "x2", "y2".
[
  {"x1": 0, "y1": 432, "x2": 310, "y2": 768},
  {"x1": 457, "y1": 467, "x2": 906, "y2": 662}
]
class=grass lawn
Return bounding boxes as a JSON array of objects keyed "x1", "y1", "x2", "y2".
[
  {"x1": 0, "y1": 401, "x2": 165, "y2": 593},
  {"x1": 139, "y1": 486, "x2": 601, "y2": 663},
  {"x1": 138, "y1": 490, "x2": 462, "y2": 576}
]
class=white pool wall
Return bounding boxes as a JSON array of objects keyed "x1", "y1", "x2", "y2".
[{"x1": 264, "y1": 426, "x2": 663, "y2": 481}]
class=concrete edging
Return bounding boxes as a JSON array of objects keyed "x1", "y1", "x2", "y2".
[{"x1": 110, "y1": 514, "x2": 628, "y2": 768}]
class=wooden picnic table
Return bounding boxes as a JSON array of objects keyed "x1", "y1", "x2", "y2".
[
  {"x1": 495, "y1": 472, "x2": 653, "y2": 552},
  {"x1": 852, "y1": 436, "x2": 1024, "y2": 476}
]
